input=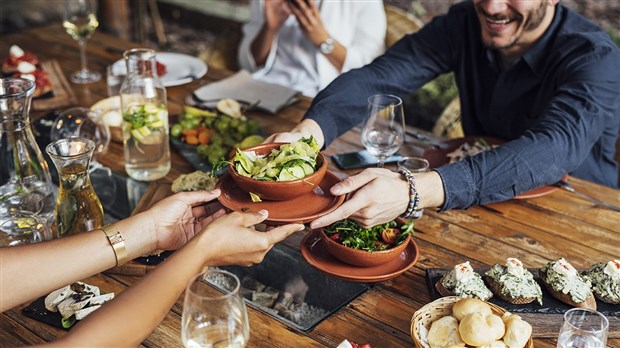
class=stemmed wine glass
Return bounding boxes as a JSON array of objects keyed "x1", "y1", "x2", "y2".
[
  {"x1": 63, "y1": 0, "x2": 101, "y2": 84},
  {"x1": 182, "y1": 269, "x2": 250, "y2": 348},
  {"x1": 361, "y1": 94, "x2": 405, "y2": 168}
]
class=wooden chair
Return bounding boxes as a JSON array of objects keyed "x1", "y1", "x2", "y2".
[{"x1": 384, "y1": 5, "x2": 424, "y2": 47}]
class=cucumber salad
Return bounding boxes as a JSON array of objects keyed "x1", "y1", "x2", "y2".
[{"x1": 232, "y1": 137, "x2": 319, "y2": 181}]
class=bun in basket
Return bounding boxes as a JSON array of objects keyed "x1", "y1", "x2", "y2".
[
  {"x1": 484, "y1": 258, "x2": 542, "y2": 305},
  {"x1": 452, "y1": 298, "x2": 492, "y2": 321},
  {"x1": 427, "y1": 316, "x2": 464, "y2": 348},
  {"x1": 539, "y1": 258, "x2": 596, "y2": 310},
  {"x1": 459, "y1": 312, "x2": 505, "y2": 346},
  {"x1": 502, "y1": 313, "x2": 532, "y2": 348},
  {"x1": 436, "y1": 261, "x2": 493, "y2": 300}
]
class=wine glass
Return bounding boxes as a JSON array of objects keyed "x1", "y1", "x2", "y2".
[
  {"x1": 361, "y1": 94, "x2": 405, "y2": 168},
  {"x1": 63, "y1": 0, "x2": 101, "y2": 84},
  {"x1": 557, "y1": 308, "x2": 608, "y2": 347},
  {"x1": 182, "y1": 269, "x2": 250, "y2": 348},
  {"x1": 50, "y1": 107, "x2": 117, "y2": 207}
]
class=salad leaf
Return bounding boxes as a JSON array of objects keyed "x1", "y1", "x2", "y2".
[{"x1": 324, "y1": 219, "x2": 415, "y2": 252}]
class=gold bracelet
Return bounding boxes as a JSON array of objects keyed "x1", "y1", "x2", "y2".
[{"x1": 101, "y1": 224, "x2": 128, "y2": 266}]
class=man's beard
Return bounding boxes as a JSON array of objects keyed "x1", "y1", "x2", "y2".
[{"x1": 480, "y1": 0, "x2": 548, "y2": 50}]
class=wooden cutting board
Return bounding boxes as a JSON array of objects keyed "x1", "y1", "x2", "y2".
[
  {"x1": 32, "y1": 60, "x2": 76, "y2": 110},
  {"x1": 426, "y1": 268, "x2": 620, "y2": 338}
]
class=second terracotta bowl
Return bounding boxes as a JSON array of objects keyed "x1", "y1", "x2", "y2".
[
  {"x1": 228, "y1": 142, "x2": 328, "y2": 201},
  {"x1": 319, "y1": 227, "x2": 411, "y2": 267}
]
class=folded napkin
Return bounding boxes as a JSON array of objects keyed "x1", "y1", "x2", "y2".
[{"x1": 192, "y1": 70, "x2": 299, "y2": 114}]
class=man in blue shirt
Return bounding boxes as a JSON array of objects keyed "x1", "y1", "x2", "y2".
[{"x1": 266, "y1": 0, "x2": 620, "y2": 228}]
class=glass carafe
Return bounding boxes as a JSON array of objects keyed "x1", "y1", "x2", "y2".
[
  {"x1": 120, "y1": 48, "x2": 170, "y2": 181},
  {"x1": 46, "y1": 137, "x2": 103, "y2": 237},
  {"x1": 0, "y1": 77, "x2": 55, "y2": 225}
]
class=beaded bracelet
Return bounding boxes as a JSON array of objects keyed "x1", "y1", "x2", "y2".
[{"x1": 398, "y1": 168, "x2": 420, "y2": 219}]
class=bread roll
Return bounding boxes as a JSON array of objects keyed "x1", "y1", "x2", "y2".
[
  {"x1": 480, "y1": 341, "x2": 507, "y2": 347},
  {"x1": 452, "y1": 298, "x2": 492, "y2": 321},
  {"x1": 459, "y1": 312, "x2": 505, "y2": 346},
  {"x1": 427, "y1": 315, "x2": 465, "y2": 348},
  {"x1": 502, "y1": 313, "x2": 532, "y2": 348}
]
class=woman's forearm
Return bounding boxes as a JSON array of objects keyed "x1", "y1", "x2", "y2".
[
  {"x1": 50, "y1": 237, "x2": 212, "y2": 347},
  {"x1": 0, "y1": 211, "x2": 156, "y2": 312},
  {"x1": 250, "y1": 24, "x2": 277, "y2": 67}
]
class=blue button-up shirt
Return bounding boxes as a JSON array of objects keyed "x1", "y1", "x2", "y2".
[{"x1": 305, "y1": 2, "x2": 620, "y2": 210}]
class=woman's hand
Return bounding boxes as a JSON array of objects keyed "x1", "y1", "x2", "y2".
[
  {"x1": 264, "y1": 0, "x2": 291, "y2": 31},
  {"x1": 310, "y1": 168, "x2": 410, "y2": 229},
  {"x1": 144, "y1": 190, "x2": 226, "y2": 251},
  {"x1": 263, "y1": 119, "x2": 325, "y2": 147},
  {"x1": 288, "y1": 0, "x2": 329, "y2": 46},
  {"x1": 198, "y1": 210, "x2": 305, "y2": 266}
]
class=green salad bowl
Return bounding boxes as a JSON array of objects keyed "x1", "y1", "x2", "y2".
[
  {"x1": 319, "y1": 222, "x2": 411, "y2": 267},
  {"x1": 228, "y1": 142, "x2": 328, "y2": 201}
]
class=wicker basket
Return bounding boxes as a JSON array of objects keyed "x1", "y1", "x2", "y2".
[{"x1": 410, "y1": 296, "x2": 534, "y2": 348}]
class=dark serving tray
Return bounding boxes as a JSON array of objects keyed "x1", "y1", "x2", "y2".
[
  {"x1": 218, "y1": 243, "x2": 370, "y2": 332},
  {"x1": 426, "y1": 268, "x2": 620, "y2": 316}
]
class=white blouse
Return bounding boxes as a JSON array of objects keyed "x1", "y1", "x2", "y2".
[{"x1": 238, "y1": 0, "x2": 386, "y2": 97}]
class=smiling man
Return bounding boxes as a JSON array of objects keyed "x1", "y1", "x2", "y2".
[{"x1": 266, "y1": 0, "x2": 620, "y2": 228}]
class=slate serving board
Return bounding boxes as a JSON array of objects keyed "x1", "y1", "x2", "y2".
[{"x1": 426, "y1": 268, "x2": 620, "y2": 338}]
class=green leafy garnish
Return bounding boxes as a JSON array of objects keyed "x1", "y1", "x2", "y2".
[
  {"x1": 61, "y1": 315, "x2": 76, "y2": 328},
  {"x1": 249, "y1": 192, "x2": 262, "y2": 202},
  {"x1": 232, "y1": 137, "x2": 319, "y2": 182},
  {"x1": 324, "y1": 219, "x2": 414, "y2": 252}
]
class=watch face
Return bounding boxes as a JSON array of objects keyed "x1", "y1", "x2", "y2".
[{"x1": 320, "y1": 38, "x2": 334, "y2": 54}]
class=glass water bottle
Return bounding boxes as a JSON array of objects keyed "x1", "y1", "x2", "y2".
[
  {"x1": 0, "y1": 77, "x2": 55, "y2": 225},
  {"x1": 119, "y1": 48, "x2": 170, "y2": 181}
]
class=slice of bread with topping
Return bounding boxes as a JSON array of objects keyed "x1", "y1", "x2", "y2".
[
  {"x1": 484, "y1": 258, "x2": 542, "y2": 305},
  {"x1": 586, "y1": 260, "x2": 620, "y2": 304},
  {"x1": 539, "y1": 258, "x2": 596, "y2": 310},
  {"x1": 436, "y1": 261, "x2": 492, "y2": 301}
]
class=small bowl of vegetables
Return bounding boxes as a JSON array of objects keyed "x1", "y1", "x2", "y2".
[
  {"x1": 228, "y1": 137, "x2": 327, "y2": 201},
  {"x1": 320, "y1": 218, "x2": 414, "y2": 267}
]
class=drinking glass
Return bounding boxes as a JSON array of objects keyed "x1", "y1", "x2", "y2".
[
  {"x1": 50, "y1": 107, "x2": 117, "y2": 208},
  {"x1": 0, "y1": 210, "x2": 52, "y2": 246},
  {"x1": 182, "y1": 269, "x2": 250, "y2": 348},
  {"x1": 63, "y1": 0, "x2": 101, "y2": 84},
  {"x1": 557, "y1": 308, "x2": 608, "y2": 348},
  {"x1": 397, "y1": 157, "x2": 430, "y2": 219},
  {"x1": 361, "y1": 94, "x2": 405, "y2": 168}
]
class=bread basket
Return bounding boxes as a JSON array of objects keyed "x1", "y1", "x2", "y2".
[{"x1": 410, "y1": 296, "x2": 534, "y2": 348}]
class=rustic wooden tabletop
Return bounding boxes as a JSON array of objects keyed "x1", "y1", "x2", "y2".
[{"x1": 1, "y1": 25, "x2": 619, "y2": 348}]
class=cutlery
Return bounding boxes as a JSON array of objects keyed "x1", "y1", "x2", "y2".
[
  {"x1": 405, "y1": 129, "x2": 449, "y2": 149},
  {"x1": 190, "y1": 93, "x2": 261, "y2": 112},
  {"x1": 553, "y1": 180, "x2": 620, "y2": 212}
]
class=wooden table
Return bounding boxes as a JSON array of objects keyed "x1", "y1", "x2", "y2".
[{"x1": 2, "y1": 25, "x2": 619, "y2": 348}]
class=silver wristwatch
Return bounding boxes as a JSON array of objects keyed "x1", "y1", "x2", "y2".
[{"x1": 319, "y1": 37, "x2": 335, "y2": 55}]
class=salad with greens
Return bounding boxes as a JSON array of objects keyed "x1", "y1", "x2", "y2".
[
  {"x1": 232, "y1": 137, "x2": 320, "y2": 181},
  {"x1": 323, "y1": 219, "x2": 414, "y2": 252}
]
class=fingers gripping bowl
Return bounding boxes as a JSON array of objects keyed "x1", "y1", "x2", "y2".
[{"x1": 227, "y1": 139, "x2": 327, "y2": 201}]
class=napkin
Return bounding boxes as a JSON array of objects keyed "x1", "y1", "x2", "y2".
[{"x1": 192, "y1": 70, "x2": 299, "y2": 114}]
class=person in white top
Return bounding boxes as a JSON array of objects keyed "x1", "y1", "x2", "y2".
[{"x1": 238, "y1": 0, "x2": 386, "y2": 97}]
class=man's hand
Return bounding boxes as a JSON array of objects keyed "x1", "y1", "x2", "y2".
[{"x1": 310, "y1": 168, "x2": 410, "y2": 229}]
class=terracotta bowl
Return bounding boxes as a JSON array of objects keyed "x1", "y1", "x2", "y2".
[
  {"x1": 228, "y1": 142, "x2": 328, "y2": 201},
  {"x1": 319, "y1": 226, "x2": 411, "y2": 267}
]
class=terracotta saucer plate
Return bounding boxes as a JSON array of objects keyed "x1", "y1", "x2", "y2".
[
  {"x1": 217, "y1": 170, "x2": 345, "y2": 225},
  {"x1": 422, "y1": 136, "x2": 566, "y2": 199},
  {"x1": 300, "y1": 229, "x2": 419, "y2": 283}
]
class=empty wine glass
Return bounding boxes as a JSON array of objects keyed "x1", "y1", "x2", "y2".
[
  {"x1": 361, "y1": 94, "x2": 405, "y2": 168},
  {"x1": 63, "y1": 0, "x2": 101, "y2": 84},
  {"x1": 50, "y1": 107, "x2": 117, "y2": 207},
  {"x1": 182, "y1": 269, "x2": 250, "y2": 348},
  {"x1": 557, "y1": 308, "x2": 608, "y2": 347}
]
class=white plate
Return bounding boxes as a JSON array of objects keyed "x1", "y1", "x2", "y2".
[{"x1": 112, "y1": 52, "x2": 207, "y2": 87}]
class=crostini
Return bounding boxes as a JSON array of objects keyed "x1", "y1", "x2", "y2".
[
  {"x1": 484, "y1": 258, "x2": 543, "y2": 305},
  {"x1": 539, "y1": 258, "x2": 596, "y2": 310},
  {"x1": 436, "y1": 261, "x2": 493, "y2": 301}
]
